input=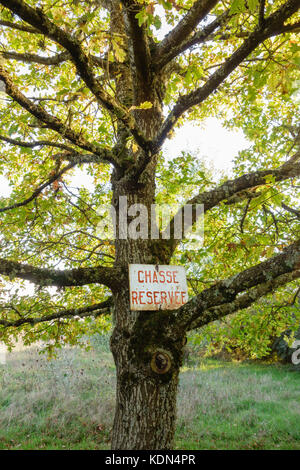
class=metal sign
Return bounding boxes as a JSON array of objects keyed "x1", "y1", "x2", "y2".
[{"x1": 129, "y1": 264, "x2": 188, "y2": 311}]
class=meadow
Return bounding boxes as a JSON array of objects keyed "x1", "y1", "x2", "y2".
[{"x1": 0, "y1": 336, "x2": 299, "y2": 450}]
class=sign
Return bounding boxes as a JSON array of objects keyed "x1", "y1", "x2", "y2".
[{"x1": 129, "y1": 264, "x2": 188, "y2": 311}]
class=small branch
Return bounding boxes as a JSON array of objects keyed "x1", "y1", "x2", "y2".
[
  {"x1": 0, "y1": 50, "x2": 69, "y2": 65},
  {"x1": 0, "y1": 298, "x2": 113, "y2": 328},
  {"x1": 0, "y1": 161, "x2": 75, "y2": 213},
  {"x1": 282, "y1": 202, "x2": 300, "y2": 220},
  {"x1": 163, "y1": 158, "x2": 300, "y2": 256},
  {"x1": 259, "y1": 0, "x2": 266, "y2": 28},
  {"x1": 239, "y1": 198, "x2": 251, "y2": 233},
  {"x1": 0, "y1": 134, "x2": 74, "y2": 151},
  {"x1": 0, "y1": 65, "x2": 117, "y2": 165},
  {"x1": 154, "y1": 9, "x2": 230, "y2": 69},
  {"x1": 0, "y1": 19, "x2": 39, "y2": 33}
]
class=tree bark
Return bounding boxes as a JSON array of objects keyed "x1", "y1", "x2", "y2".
[
  {"x1": 109, "y1": 165, "x2": 185, "y2": 449},
  {"x1": 106, "y1": 1, "x2": 183, "y2": 446},
  {"x1": 111, "y1": 374, "x2": 179, "y2": 450},
  {"x1": 110, "y1": 287, "x2": 185, "y2": 449}
]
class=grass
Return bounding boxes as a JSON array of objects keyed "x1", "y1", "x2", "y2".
[
  {"x1": 0, "y1": 338, "x2": 299, "y2": 450},
  {"x1": 176, "y1": 360, "x2": 300, "y2": 449}
]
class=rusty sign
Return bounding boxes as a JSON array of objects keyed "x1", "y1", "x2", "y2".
[{"x1": 129, "y1": 264, "x2": 188, "y2": 311}]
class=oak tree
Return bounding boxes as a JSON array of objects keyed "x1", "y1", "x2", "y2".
[{"x1": 0, "y1": 0, "x2": 299, "y2": 449}]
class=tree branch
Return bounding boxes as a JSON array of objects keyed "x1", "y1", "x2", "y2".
[
  {"x1": 0, "y1": 135, "x2": 75, "y2": 152},
  {"x1": 188, "y1": 269, "x2": 300, "y2": 331},
  {"x1": 0, "y1": 0, "x2": 149, "y2": 151},
  {"x1": 0, "y1": 50, "x2": 69, "y2": 65},
  {"x1": 0, "y1": 135, "x2": 116, "y2": 166},
  {"x1": 154, "y1": 9, "x2": 229, "y2": 70},
  {"x1": 282, "y1": 202, "x2": 300, "y2": 220},
  {"x1": 0, "y1": 161, "x2": 76, "y2": 213},
  {"x1": 278, "y1": 21, "x2": 300, "y2": 34},
  {"x1": 121, "y1": 0, "x2": 152, "y2": 102},
  {"x1": 0, "y1": 260, "x2": 123, "y2": 289},
  {"x1": 259, "y1": 0, "x2": 266, "y2": 28},
  {"x1": 0, "y1": 298, "x2": 112, "y2": 328},
  {"x1": 0, "y1": 49, "x2": 123, "y2": 74},
  {"x1": 163, "y1": 157, "x2": 300, "y2": 255},
  {"x1": 153, "y1": 0, "x2": 300, "y2": 151},
  {"x1": 174, "y1": 239, "x2": 300, "y2": 330},
  {"x1": 0, "y1": 65, "x2": 117, "y2": 165},
  {"x1": 154, "y1": 0, "x2": 219, "y2": 68},
  {"x1": 0, "y1": 19, "x2": 39, "y2": 33}
]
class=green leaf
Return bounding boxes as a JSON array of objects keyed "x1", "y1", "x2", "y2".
[
  {"x1": 248, "y1": 0, "x2": 259, "y2": 13},
  {"x1": 230, "y1": 0, "x2": 246, "y2": 14}
]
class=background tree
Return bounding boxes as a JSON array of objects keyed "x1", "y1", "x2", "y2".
[{"x1": 0, "y1": 0, "x2": 299, "y2": 450}]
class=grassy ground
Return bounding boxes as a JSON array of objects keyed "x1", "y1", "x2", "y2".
[{"x1": 0, "y1": 337, "x2": 299, "y2": 450}]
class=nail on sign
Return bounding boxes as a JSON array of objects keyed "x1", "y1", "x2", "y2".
[{"x1": 129, "y1": 264, "x2": 188, "y2": 311}]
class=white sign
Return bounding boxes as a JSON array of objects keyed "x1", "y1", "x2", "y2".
[{"x1": 129, "y1": 264, "x2": 188, "y2": 311}]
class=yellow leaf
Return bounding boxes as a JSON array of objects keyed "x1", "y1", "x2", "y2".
[
  {"x1": 128, "y1": 101, "x2": 153, "y2": 112},
  {"x1": 132, "y1": 142, "x2": 139, "y2": 153}
]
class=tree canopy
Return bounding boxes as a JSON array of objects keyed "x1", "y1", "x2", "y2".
[
  {"x1": 0, "y1": 0, "x2": 299, "y2": 353},
  {"x1": 0, "y1": 0, "x2": 300, "y2": 450}
]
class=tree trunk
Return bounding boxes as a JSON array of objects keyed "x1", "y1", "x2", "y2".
[
  {"x1": 111, "y1": 369, "x2": 179, "y2": 450},
  {"x1": 107, "y1": 1, "x2": 182, "y2": 447},
  {"x1": 109, "y1": 178, "x2": 185, "y2": 449},
  {"x1": 110, "y1": 290, "x2": 184, "y2": 449}
]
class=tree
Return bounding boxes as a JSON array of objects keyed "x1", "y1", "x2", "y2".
[{"x1": 0, "y1": 0, "x2": 299, "y2": 450}]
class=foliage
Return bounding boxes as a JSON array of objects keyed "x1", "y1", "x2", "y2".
[{"x1": 0, "y1": 0, "x2": 299, "y2": 353}]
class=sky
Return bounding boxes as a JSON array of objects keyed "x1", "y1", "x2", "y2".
[{"x1": 163, "y1": 117, "x2": 249, "y2": 172}]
